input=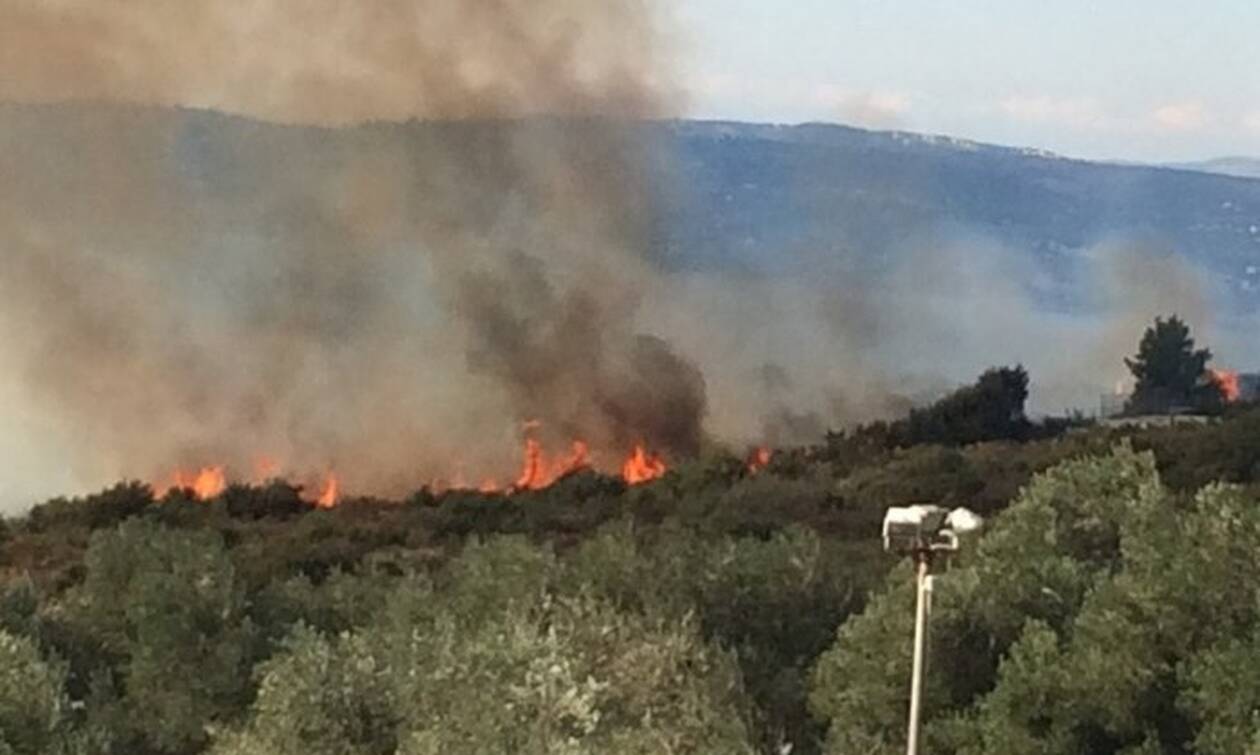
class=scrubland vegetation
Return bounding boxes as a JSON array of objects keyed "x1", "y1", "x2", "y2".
[{"x1": 6, "y1": 356, "x2": 1260, "y2": 754}]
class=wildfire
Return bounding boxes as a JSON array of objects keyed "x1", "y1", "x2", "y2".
[
  {"x1": 514, "y1": 438, "x2": 590, "y2": 490},
  {"x1": 167, "y1": 465, "x2": 227, "y2": 500},
  {"x1": 1211, "y1": 369, "x2": 1241, "y2": 403},
  {"x1": 153, "y1": 432, "x2": 670, "y2": 508},
  {"x1": 317, "y1": 473, "x2": 340, "y2": 509},
  {"x1": 622, "y1": 444, "x2": 667, "y2": 484},
  {"x1": 747, "y1": 446, "x2": 773, "y2": 473}
]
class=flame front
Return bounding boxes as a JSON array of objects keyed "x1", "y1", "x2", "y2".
[
  {"x1": 515, "y1": 439, "x2": 590, "y2": 490},
  {"x1": 622, "y1": 444, "x2": 667, "y2": 484},
  {"x1": 1211, "y1": 369, "x2": 1241, "y2": 403},
  {"x1": 747, "y1": 447, "x2": 773, "y2": 473},
  {"x1": 317, "y1": 473, "x2": 340, "y2": 509},
  {"x1": 167, "y1": 466, "x2": 227, "y2": 500},
  {"x1": 153, "y1": 430, "x2": 671, "y2": 507}
]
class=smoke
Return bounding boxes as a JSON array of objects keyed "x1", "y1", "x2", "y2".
[
  {"x1": 0, "y1": 1, "x2": 705, "y2": 509},
  {"x1": 0, "y1": 3, "x2": 1253, "y2": 513},
  {"x1": 636, "y1": 230, "x2": 1235, "y2": 449},
  {"x1": 0, "y1": 0, "x2": 678, "y2": 123}
]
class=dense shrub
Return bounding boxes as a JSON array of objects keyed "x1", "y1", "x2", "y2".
[
  {"x1": 7, "y1": 398, "x2": 1260, "y2": 753},
  {"x1": 67, "y1": 520, "x2": 258, "y2": 753},
  {"x1": 811, "y1": 445, "x2": 1260, "y2": 755},
  {"x1": 0, "y1": 630, "x2": 71, "y2": 755},
  {"x1": 23, "y1": 482, "x2": 153, "y2": 534},
  {"x1": 213, "y1": 541, "x2": 757, "y2": 755}
]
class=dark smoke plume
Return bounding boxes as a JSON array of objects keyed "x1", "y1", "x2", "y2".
[
  {"x1": 1, "y1": 2, "x2": 1252, "y2": 513},
  {"x1": 0, "y1": 1, "x2": 702, "y2": 506}
]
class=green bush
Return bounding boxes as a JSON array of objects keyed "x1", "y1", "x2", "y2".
[
  {"x1": 811, "y1": 446, "x2": 1260, "y2": 755},
  {"x1": 70, "y1": 520, "x2": 258, "y2": 753},
  {"x1": 810, "y1": 445, "x2": 1164, "y2": 754},
  {"x1": 0, "y1": 630, "x2": 70, "y2": 755},
  {"x1": 215, "y1": 581, "x2": 756, "y2": 754}
]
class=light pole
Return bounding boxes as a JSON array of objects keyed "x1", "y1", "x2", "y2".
[{"x1": 882, "y1": 506, "x2": 980, "y2": 755}]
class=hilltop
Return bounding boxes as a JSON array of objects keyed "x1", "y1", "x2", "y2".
[{"x1": 4, "y1": 103, "x2": 1260, "y2": 309}]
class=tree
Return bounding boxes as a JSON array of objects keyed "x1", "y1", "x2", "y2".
[
  {"x1": 0, "y1": 630, "x2": 69, "y2": 755},
  {"x1": 213, "y1": 541, "x2": 758, "y2": 755},
  {"x1": 1125, "y1": 315, "x2": 1221, "y2": 414},
  {"x1": 73, "y1": 520, "x2": 257, "y2": 753},
  {"x1": 898, "y1": 366, "x2": 1032, "y2": 446},
  {"x1": 809, "y1": 446, "x2": 1166, "y2": 754}
]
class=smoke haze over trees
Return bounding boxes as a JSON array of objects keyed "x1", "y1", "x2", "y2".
[
  {"x1": 0, "y1": 3, "x2": 1259, "y2": 518},
  {"x1": 8, "y1": 379, "x2": 1260, "y2": 753}
]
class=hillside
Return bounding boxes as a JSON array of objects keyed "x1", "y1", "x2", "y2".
[
  {"x1": 7, "y1": 393, "x2": 1260, "y2": 753},
  {"x1": 1169, "y1": 156, "x2": 1260, "y2": 180},
  {"x1": 664, "y1": 121, "x2": 1260, "y2": 307},
  {"x1": 4, "y1": 104, "x2": 1260, "y2": 311}
]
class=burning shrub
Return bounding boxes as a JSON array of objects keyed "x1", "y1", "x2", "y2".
[{"x1": 1125, "y1": 315, "x2": 1225, "y2": 415}]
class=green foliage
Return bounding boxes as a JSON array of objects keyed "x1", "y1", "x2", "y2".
[
  {"x1": 11, "y1": 393, "x2": 1260, "y2": 754},
  {"x1": 1125, "y1": 314, "x2": 1222, "y2": 414},
  {"x1": 71, "y1": 520, "x2": 257, "y2": 753},
  {"x1": 215, "y1": 545, "x2": 757, "y2": 755},
  {"x1": 23, "y1": 482, "x2": 153, "y2": 534},
  {"x1": 812, "y1": 447, "x2": 1260, "y2": 755},
  {"x1": 1181, "y1": 629, "x2": 1260, "y2": 755},
  {"x1": 825, "y1": 366, "x2": 1037, "y2": 455},
  {"x1": 561, "y1": 522, "x2": 877, "y2": 753},
  {"x1": 250, "y1": 570, "x2": 398, "y2": 640},
  {"x1": 0, "y1": 578, "x2": 39, "y2": 641},
  {"x1": 901, "y1": 366, "x2": 1033, "y2": 446},
  {"x1": 810, "y1": 445, "x2": 1164, "y2": 754},
  {"x1": 0, "y1": 630, "x2": 69, "y2": 755},
  {"x1": 208, "y1": 626, "x2": 399, "y2": 755},
  {"x1": 218, "y1": 481, "x2": 309, "y2": 521}
]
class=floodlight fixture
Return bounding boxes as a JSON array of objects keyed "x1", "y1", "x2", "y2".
[{"x1": 882, "y1": 505, "x2": 982, "y2": 755}]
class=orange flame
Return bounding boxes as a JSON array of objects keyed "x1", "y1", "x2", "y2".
[
  {"x1": 316, "y1": 473, "x2": 340, "y2": 509},
  {"x1": 622, "y1": 444, "x2": 667, "y2": 485},
  {"x1": 1211, "y1": 369, "x2": 1241, "y2": 403},
  {"x1": 515, "y1": 439, "x2": 590, "y2": 490},
  {"x1": 748, "y1": 446, "x2": 773, "y2": 473},
  {"x1": 151, "y1": 428, "x2": 677, "y2": 506},
  {"x1": 167, "y1": 465, "x2": 227, "y2": 500}
]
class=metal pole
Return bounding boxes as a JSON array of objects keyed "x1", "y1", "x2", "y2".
[{"x1": 906, "y1": 552, "x2": 932, "y2": 755}]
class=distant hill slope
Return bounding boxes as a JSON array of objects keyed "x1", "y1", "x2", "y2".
[
  {"x1": 1167, "y1": 156, "x2": 1260, "y2": 180},
  {"x1": 3, "y1": 104, "x2": 1260, "y2": 309},
  {"x1": 663, "y1": 122, "x2": 1260, "y2": 305}
]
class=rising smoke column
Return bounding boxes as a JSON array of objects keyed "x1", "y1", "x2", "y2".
[{"x1": 0, "y1": 1, "x2": 703, "y2": 504}]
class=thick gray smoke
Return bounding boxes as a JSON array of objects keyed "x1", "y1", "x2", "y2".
[
  {"x1": 0, "y1": 3, "x2": 1253, "y2": 513},
  {"x1": 0, "y1": 1, "x2": 677, "y2": 123},
  {"x1": 0, "y1": 1, "x2": 703, "y2": 508}
]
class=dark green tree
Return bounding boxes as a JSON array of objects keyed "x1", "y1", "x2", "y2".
[
  {"x1": 1125, "y1": 315, "x2": 1222, "y2": 414},
  {"x1": 898, "y1": 366, "x2": 1032, "y2": 446}
]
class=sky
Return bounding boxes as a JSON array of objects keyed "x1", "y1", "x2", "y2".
[
  {"x1": 1, "y1": 1, "x2": 1256, "y2": 162},
  {"x1": 670, "y1": 0, "x2": 1260, "y2": 162}
]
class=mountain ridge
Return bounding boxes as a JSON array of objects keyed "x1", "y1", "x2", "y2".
[{"x1": 4, "y1": 102, "x2": 1260, "y2": 310}]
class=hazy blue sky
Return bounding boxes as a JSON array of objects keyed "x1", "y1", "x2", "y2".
[{"x1": 671, "y1": 0, "x2": 1260, "y2": 161}]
